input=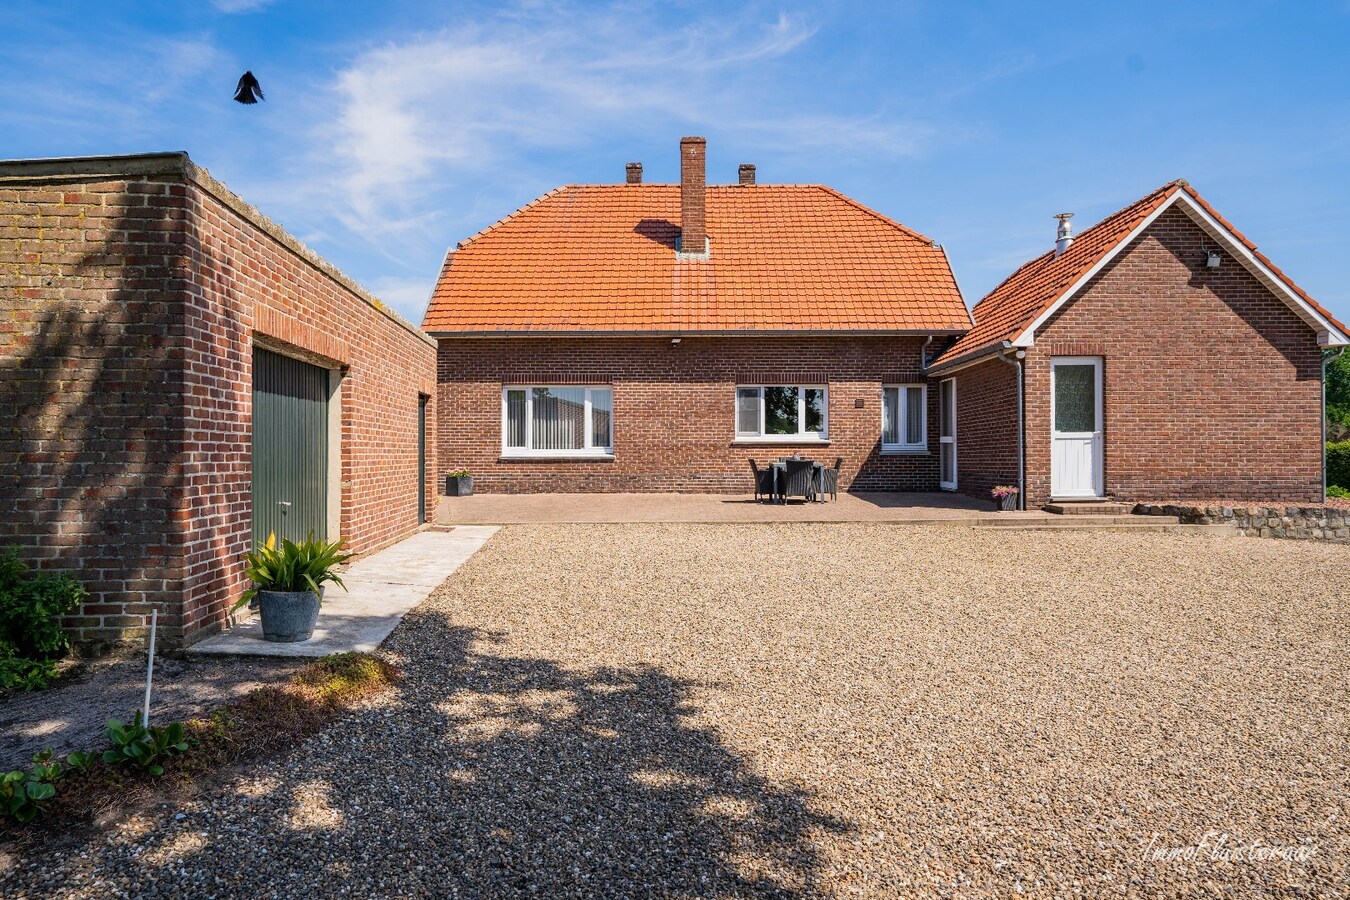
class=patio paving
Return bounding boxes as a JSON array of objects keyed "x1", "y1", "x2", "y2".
[
  {"x1": 439, "y1": 490, "x2": 1044, "y2": 524},
  {"x1": 190, "y1": 527, "x2": 498, "y2": 658}
]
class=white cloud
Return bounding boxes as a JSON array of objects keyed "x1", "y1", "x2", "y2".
[{"x1": 315, "y1": 4, "x2": 934, "y2": 239}]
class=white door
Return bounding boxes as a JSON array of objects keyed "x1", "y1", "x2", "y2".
[
  {"x1": 939, "y1": 378, "x2": 957, "y2": 490},
  {"x1": 1050, "y1": 357, "x2": 1103, "y2": 499}
]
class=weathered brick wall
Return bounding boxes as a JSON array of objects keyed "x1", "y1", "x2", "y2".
[
  {"x1": 1, "y1": 155, "x2": 437, "y2": 647},
  {"x1": 178, "y1": 168, "x2": 438, "y2": 644},
  {"x1": 1022, "y1": 205, "x2": 1325, "y2": 507},
  {"x1": 1, "y1": 172, "x2": 192, "y2": 645},
  {"x1": 436, "y1": 336, "x2": 938, "y2": 492},
  {"x1": 949, "y1": 358, "x2": 1019, "y2": 506}
]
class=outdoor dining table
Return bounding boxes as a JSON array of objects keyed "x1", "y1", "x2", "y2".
[{"x1": 769, "y1": 459, "x2": 827, "y2": 503}]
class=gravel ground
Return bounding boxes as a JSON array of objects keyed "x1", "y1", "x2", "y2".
[
  {"x1": 0, "y1": 655, "x2": 305, "y2": 769},
  {"x1": 2, "y1": 524, "x2": 1345, "y2": 898}
]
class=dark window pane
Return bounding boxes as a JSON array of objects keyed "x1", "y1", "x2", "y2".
[
  {"x1": 804, "y1": 388, "x2": 825, "y2": 434},
  {"x1": 764, "y1": 386, "x2": 798, "y2": 435},
  {"x1": 881, "y1": 387, "x2": 899, "y2": 444},
  {"x1": 905, "y1": 387, "x2": 923, "y2": 445},
  {"x1": 506, "y1": 390, "x2": 526, "y2": 448},
  {"x1": 1054, "y1": 365, "x2": 1097, "y2": 433}
]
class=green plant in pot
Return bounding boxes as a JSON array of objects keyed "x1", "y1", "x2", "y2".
[
  {"x1": 446, "y1": 467, "x2": 473, "y2": 497},
  {"x1": 232, "y1": 533, "x2": 353, "y2": 643}
]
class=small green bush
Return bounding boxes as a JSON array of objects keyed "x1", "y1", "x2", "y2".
[
  {"x1": 102, "y1": 713, "x2": 190, "y2": 777},
  {"x1": 1327, "y1": 441, "x2": 1350, "y2": 492},
  {"x1": 0, "y1": 750, "x2": 82, "y2": 823},
  {"x1": 0, "y1": 646, "x2": 59, "y2": 693},
  {"x1": 0, "y1": 551, "x2": 85, "y2": 659},
  {"x1": 1328, "y1": 485, "x2": 1350, "y2": 499}
]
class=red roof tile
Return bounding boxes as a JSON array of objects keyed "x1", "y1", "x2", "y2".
[
  {"x1": 933, "y1": 181, "x2": 1348, "y2": 368},
  {"x1": 422, "y1": 184, "x2": 971, "y2": 334}
]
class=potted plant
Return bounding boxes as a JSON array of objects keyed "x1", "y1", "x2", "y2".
[
  {"x1": 992, "y1": 485, "x2": 1020, "y2": 511},
  {"x1": 446, "y1": 468, "x2": 473, "y2": 497},
  {"x1": 230, "y1": 533, "x2": 353, "y2": 643}
]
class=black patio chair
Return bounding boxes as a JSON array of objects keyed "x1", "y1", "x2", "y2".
[
  {"x1": 748, "y1": 459, "x2": 777, "y2": 502},
  {"x1": 821, "y1": 457, "x2": 842, "y2": 501},
  {"x1": 782, "y1": 458, "x2": 816, "y2": 503}
]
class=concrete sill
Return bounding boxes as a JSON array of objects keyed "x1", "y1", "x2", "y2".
[
  {"x1": 731, "y1": 439, "x2": 831, "y2": 447},
  {"x1": 880, "y1": 449, "x2": 930, "y2": 456},
  {"x1": 498, "y1": 454, "x2": 615, "y2": 463}
]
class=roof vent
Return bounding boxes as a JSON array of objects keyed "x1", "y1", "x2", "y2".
[
  {"x1": 1054, "y1": 213, "x2": 1074, "y2": 257},
  {"x1": 738, "y1": 163, "x2": 756, "y2": 186},
  {"x1": 626, "y1": 162, "x2": 642, "y2": 184}
]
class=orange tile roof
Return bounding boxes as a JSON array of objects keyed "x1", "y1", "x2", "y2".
[
  {"x1": 933, "y1": 181, "x2": 1348, "y2": 368},
  {"x1": 422, "y1": 184, "x2": 971, "y2": 334}
]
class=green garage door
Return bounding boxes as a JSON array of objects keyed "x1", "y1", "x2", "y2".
[{"x1": 252, "y1": 348, "x2": 329, "y2": 547}]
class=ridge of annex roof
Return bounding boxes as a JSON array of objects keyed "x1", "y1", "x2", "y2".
[
  {"x1": 931, "y1": 180, "x2": 1349, "y2": 372},
  {"x1": 422, "y1": 181, "x2": 972, "y2": 336}
]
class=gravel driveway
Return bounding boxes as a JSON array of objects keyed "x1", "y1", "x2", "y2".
[{"x1": 3, "y1": 524, "x2": 1345, "y2": 897}]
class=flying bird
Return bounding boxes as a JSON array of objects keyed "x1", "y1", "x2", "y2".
[{"x1": 233, "y1": 71, "x2": 264, "y2": 104}]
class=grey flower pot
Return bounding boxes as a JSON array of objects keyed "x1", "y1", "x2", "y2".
[
  {"x1": 257, "y1": 590, "x2": 320, "y2": 643},
  {"x1": 998, "y1": 493, "x2": 1019, "y2": 511},
  {"x1": 447, "y1": 475, "x2": 473, "y2": 497}
]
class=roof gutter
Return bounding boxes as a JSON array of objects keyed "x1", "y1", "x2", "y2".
[
  {"x1": 425, "y1": 328, "x2": 970, "y2": 340},
  {"x1": 925, "y1": 342, "x2": 1005, "y2": 376},
  {"x1": 1325, "y1": 347, "x2": 1346, "y2": 499},
  {"x1": 993, "y1": 343, "x2": 1026, "y2": 510}
]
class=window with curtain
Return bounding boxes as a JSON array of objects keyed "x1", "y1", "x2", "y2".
[
  {"x1": 881, "y1": 385, "x2": 926, "y2": 451},
  {"x1": 734, "y1": 386, "x2": 828, "y2": 439},
  {"x1": 503, "y1": 386, "x2": 613, "y2": 455}
]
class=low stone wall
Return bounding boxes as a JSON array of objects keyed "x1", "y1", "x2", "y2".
[{"x1": 1133, "y1": 503, "x2": 1350, "y2": 544}]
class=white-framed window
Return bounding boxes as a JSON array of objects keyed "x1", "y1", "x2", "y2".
[
  {"x1": 882, "y1": 384, "x2": 927, "y2": 452},
  {"x1": 735, "y1": 385, "x2": 828, "y2": 441},
  {"x1": 502, "y1": 386, "x2": 613, "y2": 457}
]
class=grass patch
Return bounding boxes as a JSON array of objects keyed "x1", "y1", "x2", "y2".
[{"x1": 1, "y1": 652, "x2": 398, "y2": 840}]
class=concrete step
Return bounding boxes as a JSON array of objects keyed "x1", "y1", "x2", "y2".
[
  {"x1": 1044, "y1": 502, "x2": 1135, "y2": 515},
  {"x1": 975, "y1": 522, "x2": 1236, "y2": 535}
]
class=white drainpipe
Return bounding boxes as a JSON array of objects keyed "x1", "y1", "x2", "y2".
[{"x1": 995, "y1": 344, "x2": 1026, "y2": 509}]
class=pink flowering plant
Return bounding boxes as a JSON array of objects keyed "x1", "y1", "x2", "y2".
[{"x1": 991, "y1": 485, "x2": 1019, "y2": 499}]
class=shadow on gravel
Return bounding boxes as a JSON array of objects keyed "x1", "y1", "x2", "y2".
[{"x1": 45, "y1": 618, "x2": 847, "y2": 897}]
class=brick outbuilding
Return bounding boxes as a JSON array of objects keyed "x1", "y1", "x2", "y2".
[
  {"x1": 928, "y1": 181, "x2": 1349, "y2": 508},
  {"x1": 0, "y1": 153, "x2": 437, "y2": 647}
]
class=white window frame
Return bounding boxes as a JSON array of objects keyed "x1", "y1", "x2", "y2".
[
  {"x1": 939, "y1": 377, "x2": 957, "y2": 491},
  {"x1": 501, "y1": 385, "x2": 614, "y2": 458},
  {"x1": 881, "y1": 384, "x2": 927, "y2": 453},
  {"x1": 734, "y1": 385, "x2": 829, "y2": 442}
]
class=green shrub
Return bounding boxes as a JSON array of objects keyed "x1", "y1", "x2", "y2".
[
  {"x1": 0, "y1": 551, "x2": 85, "y2": 659},
  {"x1": 0, "y1": 646, "x2": 59, "y2": 692},
  {"x1": 1328, "y1": 441, "x2": 1350, "y2": 492},
  {"x1": 1328, "y1": 485, "x2": 1350, "y2": 499}
]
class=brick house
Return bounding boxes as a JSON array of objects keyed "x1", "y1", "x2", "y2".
[
  {"x1": 0, "y1": 153, "x2": 437, "y2": 647},
  {"x1": 927, "y1": 180, "x2": 1349, "y2": 508},
  {"x1": 425, "y1": 137, "x2": 972, "y2": 492}
]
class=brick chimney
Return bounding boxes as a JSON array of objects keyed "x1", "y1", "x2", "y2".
[
  {"x1": 679, "y1": 136, "x2": 707, "y2": 256},
  {"x1": 626, "y1": 162, "x2": 642, "y2": 184},
  {"x1": 738, "y1": 163, "x2": 756, "y2": 186}
]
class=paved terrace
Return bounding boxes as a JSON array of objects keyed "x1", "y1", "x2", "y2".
[{"x1": 438, "y1": 491, "x2": 1045, "y2": 525}]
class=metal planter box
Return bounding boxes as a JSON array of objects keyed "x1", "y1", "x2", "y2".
[{"x1": 447, "y1": 475, "x2": 474, "y2": 497}]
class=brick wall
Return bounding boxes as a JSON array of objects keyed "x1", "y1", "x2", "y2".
[
  {"x1": 1020, "y1": 205, "x2": 1325, "y2": 506},
  {"x1": 0, "y1": 154, "x2": 437, "y2": 647},
  {"x1": 436, "y1": 335, "x2": 938, "y2": 492},
  {"x1": 0, "y1": 172, "x2": 190, "y2": 645},
  {"x1": 948, "y1": 358, "x2": 1019, "y2": 506}
]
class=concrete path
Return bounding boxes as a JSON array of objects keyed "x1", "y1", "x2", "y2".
[{"x1": 191, "y1": 527, "x2": 498, "y2": 659}]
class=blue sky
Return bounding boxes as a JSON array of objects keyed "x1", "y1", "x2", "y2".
[{"x1": 5, "y1": 0, "x2": 1350, "y2": 327}]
